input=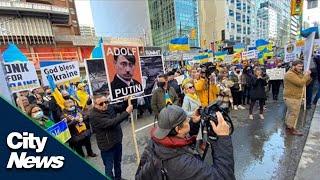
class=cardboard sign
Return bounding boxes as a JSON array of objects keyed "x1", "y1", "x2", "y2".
[
  {"x1": 303, "y1": 32, "x2": 316, "y2": 71},
  {"x1": 84, "y1": 59, "x2": 108, "y2": 96},
  {"x1": 242, "y1": 50, "x2": 258, "y2": 60},
  {"x1": 4, "y1": 61, "x2": 40, "y2": 93},
  {"x1": 104, "y1": 45, "x2": 143, "y2": 100},
  {"x1": 266, "y1": 68, "x2": 286, "y2": 80},
  {"x1": 224, "y1": 55, "x2": 234, "y2": 64},
  {"x1": 47, "y1": 120, "x2": 71, "y2": 144},
  {"x1": 40, "y1": 61, "x2": 80, "y2": 86},
  {"x1": 284, "y1": 43, "x2": 297, "y2": 63},
  {"x1": 140, "y1": 54, "x2": 164, "y2": 96}
]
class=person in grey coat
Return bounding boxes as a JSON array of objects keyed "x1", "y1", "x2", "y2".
[{"x1": 135, "y1": 105, "x2": 235, "y2": 180}]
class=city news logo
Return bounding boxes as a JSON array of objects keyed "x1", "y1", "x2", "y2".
[{"x1": 6, "y1": 132, "x2": 64, "y2": 169}]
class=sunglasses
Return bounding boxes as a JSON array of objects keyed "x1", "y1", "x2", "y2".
[
  {"x1": 98, "y1": 101, "x2": 109, "y2": 106},
  {"x1": 188, "y1": 86, "x2": 194, "y2": 89}
]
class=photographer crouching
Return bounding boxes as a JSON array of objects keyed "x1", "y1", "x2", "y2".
[{"x1": 135, "y1": 105, "x2": 235, "y2": 180}]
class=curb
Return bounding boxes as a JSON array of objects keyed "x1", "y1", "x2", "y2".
[{"x1": 294, "y1": 101, "x2": 320, "y2": 180}]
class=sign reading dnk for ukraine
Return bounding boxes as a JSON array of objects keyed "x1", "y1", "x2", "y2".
[
  {"x1": 40, "y1": 61, "x2": 80, "y2": 86},
  {"x1": 4, "y1": 61, "x2": 40, "y2": 93}
]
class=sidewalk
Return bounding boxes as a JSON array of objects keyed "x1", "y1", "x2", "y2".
[{"x1": 294, "y1": 101, "x2": 320, "y2": 180}]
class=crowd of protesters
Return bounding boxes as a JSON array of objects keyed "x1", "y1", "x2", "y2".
[{"x1": 11, "y1": 53, "x2": 320, "y2": 179}]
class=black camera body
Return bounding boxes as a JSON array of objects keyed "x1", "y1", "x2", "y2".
[{"x1": 198, "y1": 103, "x2": 234, "y2": 141}]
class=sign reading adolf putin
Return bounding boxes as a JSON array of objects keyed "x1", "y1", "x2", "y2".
[{"x1": 104, "y1": 45, "x2": 143, "y2": 101}]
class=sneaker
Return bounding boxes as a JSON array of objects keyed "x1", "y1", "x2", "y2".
[
  {"x1": 234, "y1": 106, "x2": 238, "y2": 110},
  {"x1": 249, "y1": 114, "x2": 254, "y2": 120},
  {"x1": 259, "y1": 114, "x2": 264, "y2": 120},
  {"x1": 238, "y1": 105, "x2": 246, "y2": 110}
]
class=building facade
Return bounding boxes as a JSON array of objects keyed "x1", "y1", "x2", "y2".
[
  {"x1": 148, "y1": 0, "x2": 199, "y2": 48},
  {"x1": 303, "y1": 0, "x2": 320, "y2": 28},
  {"x1": 80, "y1": 26, "x2": 95, "y2": 37},
  {"x1": 199, "y1": 0, "x2": 256, "y2": 49},
  {"x1": 256, "y1": 0, "x2": 291, "y2": 46}
]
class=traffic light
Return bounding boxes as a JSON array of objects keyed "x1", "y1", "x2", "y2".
[{"x1": 291, "y1": 0, "x2": 303, "y2": 16}]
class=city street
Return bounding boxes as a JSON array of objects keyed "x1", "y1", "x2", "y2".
[{"x1": 86, "y1": 90, "x2": 316, "y2": 180}]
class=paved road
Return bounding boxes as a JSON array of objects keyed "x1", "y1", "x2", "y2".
[{"x1": 85, "y1": 92, "x2": 315, "y2": 180}]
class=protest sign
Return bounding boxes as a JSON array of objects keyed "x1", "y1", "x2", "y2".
[
  {"x1": 139, "y1": 47, "x2": 164, "y2": 96},
  {"x1": 266, "y1": 68, "x2": 286, "y2": 80},
  {"x1": 224, "y1": 55, "x2": 234, "y2": 64},
  {"x1": 314, "y1": 39, "x2": 320, "y2": 55},
  {"x1": 47, "y1": 120, "x2": 71, "y2": 144},
  {"x1": 175, "y1": 75, "x2": 184, "y2": 85},
  {"x1": 4, "y1": 61, "x2": 40, "y2": 93},
  {"x1": 40, "y1": 61, "x2": 80, "y2": 86},
  {"x1": 84, "y1": 59, "x2": 108, "y2": 96},
  {"x1": 242, "y1": 50, "x2": 258, "y2": 60},
  {"x1": 104, "y1": 45, "x2": 143, "y2": 101},
  {"x1": 284, "y1": 43, "x2": 296, "y2": 63},
  {"x1": 303, "y1": 32, "x2": 316, "y2": 71}
]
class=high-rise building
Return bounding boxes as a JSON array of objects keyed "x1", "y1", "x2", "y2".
[
  {"x1": 148, "y1": 0, "x2": 199, "y2": 48},
  {"x1": 290, "y1": 16, "x2": 300, "y2": 41},
  {"x1": 256, "y1": 0, "x2": 291, "y2": 46},
  {"x1": 199, "y1": 0, "x2": 256, "y2": 49},
  {"x1": 80, "y1": 26, "x2": 95, "y2": 37},
  {"x1": 0, "y1": 0, "x2": 80, "y2": 45},
  {"x1": 303, "y1": 0, "x2": 320, "y2": 28},
  {"x1": 90, "y1": 0, "x2": 152, "y2": 46}
]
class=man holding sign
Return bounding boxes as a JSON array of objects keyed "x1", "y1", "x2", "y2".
[
  {"x1": 89, "y1": 95, "x2": 133, "y2": 179},
  {"x1": 283, "y1": 60, "x2": 312, "y2": 136}
]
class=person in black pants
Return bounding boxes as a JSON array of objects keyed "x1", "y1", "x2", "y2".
[
  {"x1": 249, "y1": 68, "x2": 268, "y2": 120},
  {"x1": 269, "y1": 63, "x2": 284, "y2": 100},
  {"x1": 242, "y1": 66, "x2": 253, "y2": 105}
]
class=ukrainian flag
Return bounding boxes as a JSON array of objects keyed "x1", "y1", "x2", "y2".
[
  {"x1": 169, "y1": 37, "x2": 190, "y2": 51},
  {"x1": 90, "y1": 37, "x2": 103, "y2": 59},
  {"x1": 255, "y1": 39, "x2": 273, "y2": 64},
  {"x1": 185, "y1": 60, "x2": 192, "y2": 70},
  {"x1": 47, "y1": 120, "x2": 71, "y2": 144},
  {"x1": 214, "y1": 51, "x2": 228, "y2": 62},
  {"x1": 2, "y1": 43, "x2": 28, "y2": 63},
  {"x1": 233, "y1": 43, "x2": 245, "y2": 53},
  {"x1": 194, "y1": 54, "x2": 209, "y2": 64}
]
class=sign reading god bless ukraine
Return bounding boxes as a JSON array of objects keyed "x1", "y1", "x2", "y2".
[
  {"x1": 40, "y1": 61, "x2": 80, "y2": 86},
  {"x1": 104, "y1": 45, "x2": 143, "y2": 101}
]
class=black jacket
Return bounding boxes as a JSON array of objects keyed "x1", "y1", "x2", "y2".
[
  {"x1": 135, "y1": 136, "x2": 235, "y2": 180},
  {"x1": 89, "y1": 104, "x2": 129, "y2": 151},
  {"x1": 250, "y1": 77, "x2": 267, "y2": 100},
  {"x1": 110, "y1": 75, "x2": 143, "y2": 100}
]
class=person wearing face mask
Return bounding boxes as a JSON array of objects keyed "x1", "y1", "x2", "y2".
[
  {"x1": 26, "y1": 104, "x2": 54, "y2": 129},
  {"x1": 151, "y1": 74, "x2": 179, "y2": 117},
  {"x1": 89, "y1": 95, "x2": 133, "y2": 180},
  {"x1": 61, "y1": 99, "x2": 97, "y2": 158}
]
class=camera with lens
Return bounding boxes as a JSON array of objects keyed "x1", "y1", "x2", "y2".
[{"x1": 197, "y1": 103, "x2": 234, "y2": 141}]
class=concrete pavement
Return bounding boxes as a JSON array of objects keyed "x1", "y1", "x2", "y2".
[
  {"x1": 294, "y1": 101, "x2": 320, "y2": 180},
  {"x1": 84, "y1": 91, "x2": 316, "y2": 180}
]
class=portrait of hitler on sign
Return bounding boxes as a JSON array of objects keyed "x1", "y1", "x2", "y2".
[{"x1": 104, "y1": 46, "x2": 143, "y2": 101}]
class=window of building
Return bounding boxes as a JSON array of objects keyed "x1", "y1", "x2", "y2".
[
  {"x1": 243, "y1": 3, "x2": 246, "y2": 12},
  {"x1": 236, "y1": 0, "x2": 241, "y2": 10},
  {"x1": 229, "y1": 9, "x2": 234, "y2": 16},
  {"x1": 230, "y1": 35, "x2": 234, "y2": 41},
  {"x1": 247, "y1": 16, "x2": 250, "y2": 25},
  {"x1": 247, "y1": 6, "x2": 251, "y2": 13},
  {"x1": 307, "y1": 0, "x2": 318, "y2": 9},
  {"x1": 230, "y1": 0, "x2": 234, "y2": 3},
  {"x1": 227, "y1": 22, "x2": 229, "y2": 29},
  {"x1": 236, "y1": 36, "x2": 241, "y2": 41},
  {"x1": 247, "y1": 27, "x2": 251, "y2": 34},
  {"x1": 231, "y1": 23, "x2": 235, "y2": 29},
  {"x1": 243, "y1": 26, "x2": 246, "y2": 34},
  {"x1": 236, "y1": 12, "x2": 241, "y2": 22},
  {"x1": 242, "y1": 15, "x2": 246, "y2": 23},
  {"x1": 237, "y1": 24, "x2": 241, "y2": 33}
]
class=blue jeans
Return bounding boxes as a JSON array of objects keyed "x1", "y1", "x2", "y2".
[
  {"x1": 313, "y1": 83, "x2": 320, "y2": 104},
  {"x1": 101, "y1": 143, "x2": 122, "y2": 180}
]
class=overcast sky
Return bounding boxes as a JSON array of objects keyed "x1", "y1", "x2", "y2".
[{"x1": 74, "y1": 0, "x2": 94, "y2": 26}]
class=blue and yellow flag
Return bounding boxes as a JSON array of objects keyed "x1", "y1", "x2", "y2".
[
  {"x1": 2, "y1": 43, "x2": 28, "y2": 63},
  {"x1": 165, "y1": 92, "x2": 173, "y2": 105},
  {"x1": 214, "y1": 51, "x2": 228, "y2": 61},
  {"x1": 47, "y1": 120, "x2": 71, "y2": 144},
  {"x1": 90, "y1": 37, "x2": 103, "y2": 59},
  {"x1": 256, "y1": 39, "x2": 273, "y2": 64},
  {"x1": 194, "y1": 54, "x2": 209, "y2": 64},
  {"x1": 169, "y1": 37, "x2": 190, "y2": 51},
  {"x1": 233, "y1": 43, "x2": 245, "y2": 53},
  {"x1": 185, "y1": 60, "x2": 192, "y2": 70}
]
